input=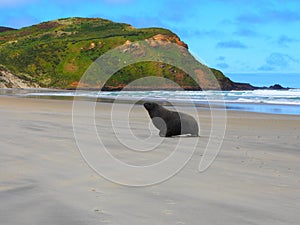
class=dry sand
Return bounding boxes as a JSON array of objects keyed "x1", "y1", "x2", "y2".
[{"x1": 0, "y1": 96, "x2": 299, "y2": 225}]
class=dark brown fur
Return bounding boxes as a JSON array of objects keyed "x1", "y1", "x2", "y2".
[{"x1": 143, "y1": 102, "x2": 199, "y2": 137}]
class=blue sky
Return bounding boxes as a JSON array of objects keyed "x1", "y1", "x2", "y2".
[{"x1": 0, "y1": 0, "x2": 300, "y2": 87}]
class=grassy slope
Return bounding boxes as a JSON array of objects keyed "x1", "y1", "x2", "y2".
[{"x1": 0, "y1": 17, "x2": 238, "y2": 89}]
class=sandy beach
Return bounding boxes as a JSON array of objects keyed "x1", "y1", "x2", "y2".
[{"x1": 0, "y1": 96, "x2": 299, "y2": 225}]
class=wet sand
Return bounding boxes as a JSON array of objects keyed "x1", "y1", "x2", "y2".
[{"x1": 0, "y1": 96, "x2": 299, "y2": 225}]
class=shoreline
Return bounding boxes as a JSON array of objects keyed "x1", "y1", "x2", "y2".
[
  {"x1": 1, "y1": 94, "x2": 300, "y2": 118},
  {"x1": 1, "y1": 88, "x2": 300, "y2": 115}
]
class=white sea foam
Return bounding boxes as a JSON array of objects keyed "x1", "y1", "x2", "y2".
[
  {"x1": 20, "y1": 89, "x2": 300, "y2": 105},
  {"x1": 1, "y1": 88, "x2": 299, "y2": 114}
]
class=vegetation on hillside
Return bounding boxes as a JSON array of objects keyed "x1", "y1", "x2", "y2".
[{"x1": 0, "y1": 17, "x2": 249, "y2": 90}]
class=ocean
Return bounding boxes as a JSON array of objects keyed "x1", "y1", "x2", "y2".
[{"x1": 1, "y1": 88, "x2": 300, "y2": 115}]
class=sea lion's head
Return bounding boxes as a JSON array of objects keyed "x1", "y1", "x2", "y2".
[{"x1": 143, "y1": 102, "x2": 159, "y2": 112}]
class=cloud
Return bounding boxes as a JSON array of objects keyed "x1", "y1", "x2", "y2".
[
  {"x1": 266, "y1": 53, "x2": 298, "y2": 67},
  {"x1": 237, "y1": 9, "x2": 300, "y2": 24},
  {"x1": 216, "y1": 40, "x2": 247, "y2": 49},
  {"x1": 176, "y1": 29, "x2": 225, "y2": 39},
  {"x1": 277, "y1": 35, "x2": 300, "y2": 47},
  {"x1": 0, "y1": 0, "x2": 36, "y2": 7},
  {"x1": 194, "y1": 29, "x2": 224, "y2": 38},
  {"x1": 120, "y1": 16, "x2": 165, "y2": 28},
  {"x1": 234, "y1": 28, "x2": 258, "y2": 37},
  {"x1": 215, "y1": 56, "x2": 229, "y2": 69},
  {"x1": 258, "y1": 65, "x2": 275, "y2": 71},
  {"x1": 237, "y1": 13, "x2": 263, "y2": 24},
  {"x1": 57, "y1": 0, "x2": 135, "y2": 4},
  {"x1": 169, "y1": 29, "x2": 224, "y2": 39},
  {"x1": 216, "y1": 63, "x2": 229, "y2": 69},
  {"x1": 216, "y1": 56, "x2": 225, "y2": 61},
  {"x1": 104, "y1": 0, "x2": 133, "y2": 3},
  {"x1": 267, "y1": 10, "x2": 300, "y2": 23},
  {"x1": 258, "y1": 52, "x2": 299, "y2": 71}
]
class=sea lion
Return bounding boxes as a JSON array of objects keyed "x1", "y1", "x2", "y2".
[{"x1": 143, "y1": 102, "x2": 199, "y2": 137}]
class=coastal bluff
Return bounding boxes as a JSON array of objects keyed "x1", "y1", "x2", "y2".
[{"x1": 1, "y1": 17, "x2": 254, "y2": 90}]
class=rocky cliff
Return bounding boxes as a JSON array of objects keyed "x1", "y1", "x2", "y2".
[{"x1": 0, "y1": 66, "x2": 39, "y2": 88}]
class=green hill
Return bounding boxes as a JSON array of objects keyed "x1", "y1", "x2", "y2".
[{"x1": 0, "y1": 17, "x2": 254, "y2": 90}]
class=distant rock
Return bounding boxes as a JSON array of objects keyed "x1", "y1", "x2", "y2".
[
  {"x1": 268, "y1": 84, "x2": 288, "y2": 90},
  {"x1": 232, "y1": 82, "x2": 256, "y2": 90}
]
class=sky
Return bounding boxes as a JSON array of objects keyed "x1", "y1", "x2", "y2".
[{"x1": 0, "y1": 0, "x2": 300, "y2": 87}]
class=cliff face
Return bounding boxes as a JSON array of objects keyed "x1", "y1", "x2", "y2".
[
  {"x1": 0, "y1": 17, "x2": 251, "y2": 90},
  {"x1": 0, "y1": 67, "x2": 39, "y2": 88},
  {"x1": 147, "y1": 34, "x2": 188, "y2": 48}
]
